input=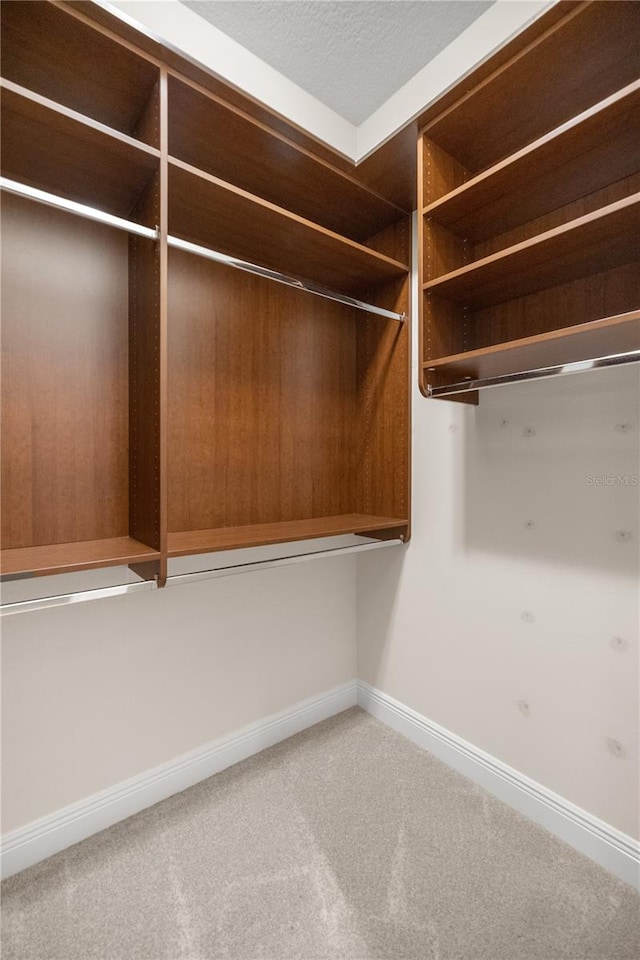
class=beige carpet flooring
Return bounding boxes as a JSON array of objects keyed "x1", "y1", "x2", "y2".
[{"x1": 1, "y1": 707, "x2": 639, "y2": 960}]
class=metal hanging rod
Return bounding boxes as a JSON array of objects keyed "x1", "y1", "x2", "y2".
[
  {"x1": 0, "y1": 538, "x2": 403, "y2": 616},
  {"x1": 0, "y1": 178, "x2": 159, "y2": 240},
  {"x1": 0, "y1": 180, "x2": 403, "y2": 323},
  {"x1": 0, "y1": 579, "x2": 157, "y2": 618},
  {"x1": 426, "y1": 351, "x2": 640, "y2": 398},
  {"x1": 164, "y1": 537, "x2": 404, "y2": 589},
  {"x1": 167, "y1": 236, "x2": 406, "y2": 322}
]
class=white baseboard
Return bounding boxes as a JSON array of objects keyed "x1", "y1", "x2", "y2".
[
  {"x1": 357, "y1": 680, "x2": 640, "y2": 890},
  {"x1": 0, "y1": 680, "x2": 358, "y2": 880},
  {"x1": 4, "y1": 678, "x2": 637, "y2": 890}
]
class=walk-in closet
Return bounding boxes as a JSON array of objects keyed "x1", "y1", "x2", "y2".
[{"x1": 1, "y1": 3, "x2": 639, "y2": 958}]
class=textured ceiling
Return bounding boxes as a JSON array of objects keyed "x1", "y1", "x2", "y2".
[{"x1": 181, "y1": 1, "x2": 494, "y2": 124}]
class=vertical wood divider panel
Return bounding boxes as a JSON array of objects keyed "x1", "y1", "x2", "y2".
[
  {"x1": 158, "y1": 69, "x2": 169, "y2": 585},
  {"x1": 357, "y1": 218, "x2": 412, "y2": 537},
  {"x1": 418, "y1": 135, "x2": 427, "y2": 399},
  {"x1": 128, "y1": 71, "x2": 168, "y2": 585}
]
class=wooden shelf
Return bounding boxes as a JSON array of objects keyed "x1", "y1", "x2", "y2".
[
  {"x1": 423, "y1": 311, "x2": 640, "y2": 382},
  {"x1": 1, "y1": 0, "x2": 159, "y2": 144},
  {"x1": 1, "y1": 80, "x2": 160, "y2": 218},
  {"x1": 168, "y1": 74, "x2": 406, "y2": 243},
  {"x1": 423, "y1": 82, "x2": 640, "y2": 241},
  {"x1": 0, "y1": 537, "x2": 160, "y2": 578},
  {"x1": 422, "y1": 1, "x2": 640, "y2": 174},
  {"x1": 168, "y1": 515, "x2": 407, "y2": 557},
  {"x1": 423, "y1": 196, "x2": 640, "y2": 308},
  {"x1": 168, "y1": 158, "x2": 409, "y2": 297}
]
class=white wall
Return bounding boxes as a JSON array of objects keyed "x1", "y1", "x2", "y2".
[
  {"x1": 357, "y1": 218, "x2": 640, "y2": 839},
  {"x1": 1, "y1": 548, "x2": 357, "y2": 832}
]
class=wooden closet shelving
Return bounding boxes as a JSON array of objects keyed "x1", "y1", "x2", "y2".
[
  {"x1": 1, "y1": 79, "x2": 160, "y2": 216},
  {"x1": 422, "y1": 82, "x2": 640, "y2": 239},
  {"x1": 0, "y1": 185, "x2": 162, "y2": 579},
  {"x1": 0, "y1": 0, "x2": 411, "y2": 583},
  {"x1": 423, "y1": 311, "x2": 640, "y2": 383},
  {"x1": 422, "y1": 1, "x2": 640, "y2": 173},
  {"x1": 0, "y1": 539, "x2": 161, "y2": 580},
  {"x1": 168, "y1": 159, "x2": 408, "y2": 296},
  {"x1": 0, "y1": 0, "x2": 160, "y2": 145},
  {"x1": 167, "y1": 74, "x2": 405, "y2": 243},
  {"x1": 424, "y1": 196, "x2": 640, "y2": 306},
  {"x1": 419, "y1": 0, "x2": 640, "y2": 401}
]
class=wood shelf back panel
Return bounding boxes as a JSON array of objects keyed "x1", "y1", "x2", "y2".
[
  {"x1": 167, "y1": 75, "x2": 405, "y2": 243},
  {"x1": 363, "y1": 216, "x2": 411, "y2": 267},
  {"x1": 0, "y1": 82, "x2": 160, "y2": 218},
  {"x1": 1, "y1": 194, "x2": 130, "y2": 550},
  {"x1": 469, "y1": 260, "x2": 640, "y2": 352},
  {"x1": 1, "y1": 0, "x2": 160, "y2": 144},
  {"x1": 0, "y1": 537, "x2": 159, "y2": 579},
  {"x1": 471, "y1": 172, "x2": 640, "y2": 265},
  {"x1": 424, "y1": 82, "x2": 640, "y2": 241},
  {"x1": 423, "y1": 1, "x2": 640, "y2": 173},
  {"x1": 167, "y1": 250, "x2": 360, "y2": 533},
  {"x1": 422, "y1": 259, "x2": 640, "y2": 364},
  {"x1": 168, "y1": 160, "x2": 408, "y2": 297},
  {"x1": 423, "y1": 311, "x2": 640, "y2": 384},
  {"x1": 168, "y1": 515, "x2": 406, "y2": 557},
  {"x1": 424, "y1": 196, "x2": 640, "y2": 309}
]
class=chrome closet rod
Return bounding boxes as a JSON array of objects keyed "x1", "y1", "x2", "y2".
[
  {"x1": 0, "y1": 580, "x2": 157, "y2": 618},
  {"x1": 426, "y1": 351, "x2": 640, "y2": 398},
  {"x1": 0, "y1": 180, "x2": 404, "y2": 323},
  {"x1": 0, "y1": 178, "x2": 159, "y2": 240},
  {"x1": 0, "y1": 539, "x2": 403, "y2": 616},
  {"x1": 164, "y1": 537, "x2": 404, "y2": 588},
  {"x1": 167, "y1": 236, "x2": 406, "y2": 322}
]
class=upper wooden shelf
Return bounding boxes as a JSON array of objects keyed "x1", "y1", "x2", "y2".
[
  {"x1": 168, "y1": 159, "x2": 409, "y2": 297},
  {"x1": 422, "y1": 311, "x2": 640, "y2": 382},
  {"x1": 168, "y1": 75, "x2": 406, "y2": 243},
  {"x1": 0, "y1": 80, "x2": 160, "y2": 218},
  {"x1": 0, "y1": 537, "x2": 160, "y2": 579},
  {"x1": 423, "y1": 82, "x2": 640, "y2": 242},
  {"x1": 1, "y1": 0, "x2": 159, "y2": 145},
  {"x1": 168, "y1": 514, "x2": 407, "y2": 557},
  {"x1": 423, "y1": 196, "x2": 640, "y2": 309},
  {"x1": 422, "y1": 1, "x2": 640, "y2": 173}
]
